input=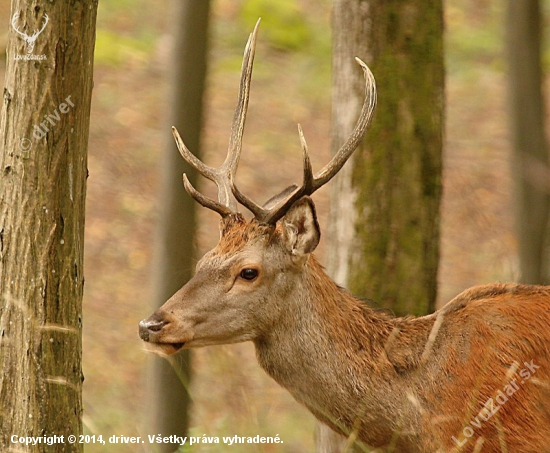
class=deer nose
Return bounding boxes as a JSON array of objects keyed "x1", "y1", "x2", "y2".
[{"x1": 139, "y1": 315, "x2": 169, "y2": 342}]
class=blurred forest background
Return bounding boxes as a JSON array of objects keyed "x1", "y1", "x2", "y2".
[{"x1": 0, "y1": 0, "x2": 546, "y2": 451}]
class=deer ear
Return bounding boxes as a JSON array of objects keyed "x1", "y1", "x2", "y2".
[{"x1": 280, "y1": 196, "x2": 320, "y2": 257}]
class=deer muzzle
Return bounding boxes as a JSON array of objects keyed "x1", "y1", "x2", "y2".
[
  {"x1": 138, "y1": 311, "x2": 186, "y2": 355},
  {"x1": 138, "y1": 315, "x2": 168, "y2": 342}
]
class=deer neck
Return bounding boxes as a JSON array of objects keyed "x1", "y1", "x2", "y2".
[{"x1": 253, "y1": 255, "x2": 412, "y2": 446}]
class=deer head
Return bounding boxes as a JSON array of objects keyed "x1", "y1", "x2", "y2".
[
  {"x1": 11, "y1": 12, "x2": 49, "y2": 54},
  {"x1": 138, "y1": 20, "x2": 376, "y2": 356}
]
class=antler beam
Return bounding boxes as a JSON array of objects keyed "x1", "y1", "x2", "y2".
[
  {"x1": 232, "y1": 57, "x2": 377, "y2": 224},
  {"x1": 173, "y1": 19, "x2": 260, "y2": 217}
]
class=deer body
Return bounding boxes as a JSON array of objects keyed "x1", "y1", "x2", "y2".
[
  {"x1": 139, "y1": 22, "x2": 550, "y2": 452},
  {"x1": 143, "y1": 212, "x2": 550, "y2": 452},
  {"x1": 253, "y1": 251, "x2": 550, "y2": 452}
]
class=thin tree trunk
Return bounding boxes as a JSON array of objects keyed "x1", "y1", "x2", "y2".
[
  {"x1": 506, "y1": 0, "x2": 550, "y2": 285},
  {"x1": 320, "y1": 0, "x2": 443, "y2": 450},
  {"x1": 0, "y1": 1, "x2": 97, "y2": 451},
  {"x1": 148, "y1": 1, "x2": 210, "y2": 449}
]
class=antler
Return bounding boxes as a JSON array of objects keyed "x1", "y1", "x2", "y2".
[
  {"x1": 232, "y1": 57, "x2": 377, "y2": 224},
  {"x1": 175, "y1": 21, "x2": 376, "y2": 224},
  {"x1": 173, "y1": 19, "x2": 260, "y2": 217}
]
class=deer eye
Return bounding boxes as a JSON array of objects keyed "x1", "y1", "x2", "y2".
[{"x1": 240, "y1": 268, "x2": 258, "y2": 281}]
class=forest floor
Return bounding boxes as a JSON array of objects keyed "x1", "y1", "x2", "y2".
[{"x1": 0, "y1": 0, "x2": 529, "y2": 451}]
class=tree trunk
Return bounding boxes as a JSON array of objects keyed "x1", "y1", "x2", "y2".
[
  {"x1": 344, "y1": 0, "x2": 444, "y2": 317},
  {"x1": 506, "y1": 0, "x2": 550, "y2": 285},
  {"x1": 320, "y1": 0, "x2": 444, "y2": 450},
  {"x1": 148, "y1": 1, "x2": 210, "y2": 450},
  {"x1": 0, "y1": 1, "x2": 97, "y2": 451}
]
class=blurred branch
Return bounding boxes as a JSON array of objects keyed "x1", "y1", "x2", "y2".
[{"x1": 148, "y1": 0, "x2": 210, "y2": 449}]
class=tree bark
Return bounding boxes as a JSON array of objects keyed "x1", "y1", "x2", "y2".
[
  {"x1": 320, "y1": 0, "x2": 444, "y2": 450},
  {"x1": 0, "y1": 1, "x2": 97, "y2": 451},
  {"x1": 506, "y1": 0, "x2": 550, "y2": 285},
  {"x1": 344, "y1": 0, "x2": 444, "y2": 317},
  {"x1": 148, "y1": 1, "x2": 210, "y2": 450}
]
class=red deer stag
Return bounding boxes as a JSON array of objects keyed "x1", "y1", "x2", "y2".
[{"x1": 140, "y1": 22, "x2": 550, "y2": 453}]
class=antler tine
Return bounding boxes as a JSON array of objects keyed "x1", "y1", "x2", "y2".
[
  {"x1": 233, "y1": 58, "x2": 376, "y2": 225},
  {"x1": 173, "y1": 127, "x2": 217, "y2": 181},
  {"x1": 223, "y1": 18, "x2": 261, "y2": 175},
  {"x1": 297, "y1": 124, "x2": 314, "y2": 191},
  {"x1": 232, "y1": 126, "x2": 313, "y2": 224},
  {"x1": 173, "y1": 126, "x2": 236, "y2": 215},
  {"x1": 183, "y1": 174, "x2": 232, "y2": 217},
  {"x1": 312, "y1": 58, "x2": 376, "y2": 189},
  {"x1": 231, "y1": 124, "x2": 313, "y2": 223},
  {"x1": 173, "y1": 20, "x2": 261, "y2": 218},
  {"x1": 231, "y1": 181, "x2": 267, "y2": 219}
]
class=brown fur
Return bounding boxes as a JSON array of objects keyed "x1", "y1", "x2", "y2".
[
  {"x1": 260, "y1": 257, "x2": 550, "y2": 452},
  {"x1": 215, "y1": 214, "x2": 273, "y2": 255},
  {"x1": 141, "y1": 211, "x2": 550, "y2": 453}
]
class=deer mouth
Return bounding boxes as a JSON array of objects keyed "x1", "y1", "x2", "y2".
[
  {"x1": 138, "y1": 316, "x2": 191, "y2": 355},
  {"x1": 144, "y1": 341, "x2": 185, "y2": 356}
]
